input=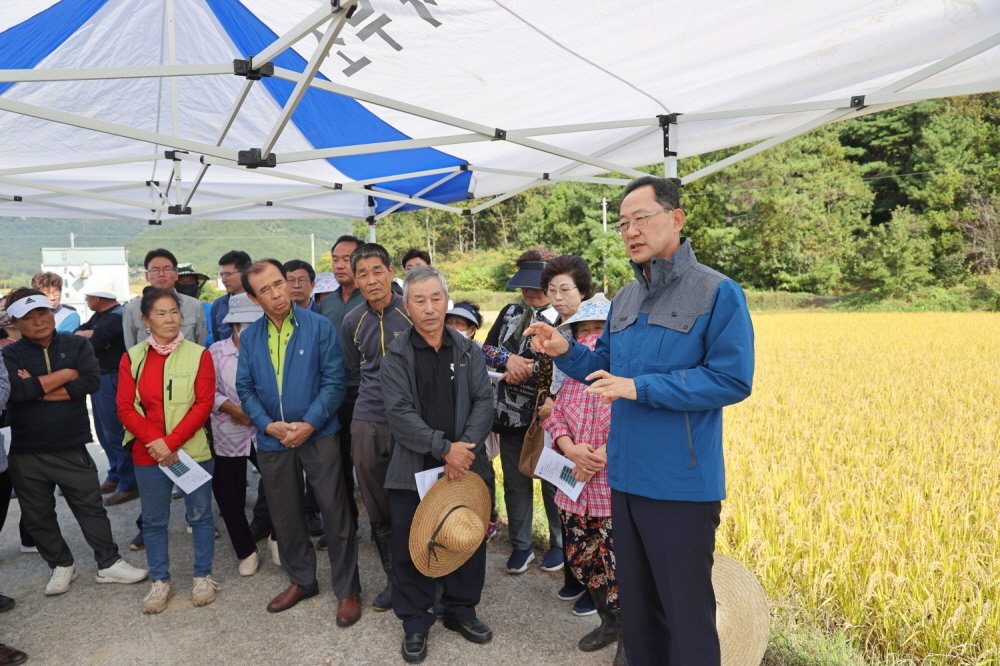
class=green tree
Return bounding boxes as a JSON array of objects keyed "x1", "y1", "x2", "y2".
[{"x1": 682, "y1": 126, "x2": 873, "y2": 293}]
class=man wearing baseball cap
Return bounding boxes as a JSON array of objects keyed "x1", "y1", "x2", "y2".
[
  {"x1": 2, "y1": 288, "x2": 147, "y2": 596},
  {"x1": 75, "y1": 277, "x2": 137, "y2": 506}
]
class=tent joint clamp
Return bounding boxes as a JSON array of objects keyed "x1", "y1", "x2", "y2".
[
  {"x1": 168, "y1": 205, "x2": 191, "y2": 215},
  {"x1": 164, "y1": 150, "x2": 188, "y2": 161},
  {"x1": 147, "y1": 219, "x2": 162, "y2": 226},
  {"x1": 850, "y1": 95, "x2": 866, "y2": 109},
  {"x1": 331, "y1": 1, "x2": 358, "y2": 18},
  {"x1": 493, "y1": 128, "x2": 506, "y2": 140},
  {"x1": 238, "y1": 148, "x2": 277, "y2": 169},
  {"x1": 233, "y1": 59, "x2": 274, "y2": 80},
  {"x1": 658, "y1": 114, "x2": 680, "y2": 158}
]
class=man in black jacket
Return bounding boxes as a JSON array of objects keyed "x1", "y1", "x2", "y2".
[
  {"x1": 2, "y1": 289, "x2": 147, "y2": 596},
  {"x1": 75, "y1": 278, "x2": 136, "y2": 506},
  {"x1": 380, "y1": 266, "x2": 495, "y2": 663}
]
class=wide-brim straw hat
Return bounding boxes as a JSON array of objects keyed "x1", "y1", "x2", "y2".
[
  {"x1": 714, "y1": 553, "x2": 770, "y2": 666},
  {"x1": 409, "y1": 473, "x2": 490, "y2": 578}
]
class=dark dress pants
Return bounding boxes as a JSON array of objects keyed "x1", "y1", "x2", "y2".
[
  {"x1": 390, "y1": 488, "x2": 487, "y2": 634},
  {"x1": 611, "y1": 490, "x2": 722, "y2": 666},
  {"x1": 256, "y1": 434, "x2": 360, "y2": 599}
]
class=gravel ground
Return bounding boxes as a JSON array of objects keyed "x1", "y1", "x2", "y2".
[{"x1": 0, "y1": 442, "x2": 613, "y2": 665}]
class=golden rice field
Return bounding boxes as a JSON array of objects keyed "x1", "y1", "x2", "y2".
[{"x1": 718, "y1": 312, "x2": 1000, "y2": 664}]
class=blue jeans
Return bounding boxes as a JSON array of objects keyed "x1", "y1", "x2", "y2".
[
  {"x1": 135, "y1": 458, "x2": 215, "y2": 582},
  {"x1": 92, "y1": 373, "x2": 136, "y2": 491}
]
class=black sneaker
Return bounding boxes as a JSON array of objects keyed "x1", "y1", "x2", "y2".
[
  {"x1": 572, "y1": 594, "x2": 597, "y2": 617},
  {"x1": 557, "y1": 582, "x2": 586, "y2": 601}
]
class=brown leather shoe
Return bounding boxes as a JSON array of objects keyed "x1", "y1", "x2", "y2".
[
  {"x1": 99, "y1": 479, "x2": 118, "y2": 494},
  {"x1": 104, "y1": 489, "x2": 140, "y2": 506},
  {"x1": 336, "y1": 595, "x2": 361, "y2": 627},
  {"x1": 0, "y1": 643, "x2": 28, "y2": 666},
  {"x1": 266, "y1": 583, "x2": 318, "y2": 613}
]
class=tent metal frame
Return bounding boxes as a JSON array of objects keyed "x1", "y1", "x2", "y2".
[{"x1": 0, "y1": 0, "x2": 997, "y2": 223}]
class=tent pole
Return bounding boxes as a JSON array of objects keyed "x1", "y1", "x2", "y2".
[
  {"x1": 260, "y1": 12, "x2": 350, "y2": 158},
  {"x1": 0, "y1": 98, "x2": 238, "y2": 162}
]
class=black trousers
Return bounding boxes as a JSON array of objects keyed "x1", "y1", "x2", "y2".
[
  {"x1": 8, "y1": 448, "x2": 120, "y2": 570},
  {"x1": 337, "y1": 387, "x2": 359, "y2": 529},
  {"x1": 390, "y1": 488, "x2": 486, "y2": 634},
  {"x1": 211, "y1": 449, "x2": 259, "y2": 560},
  {"x1": 256, "y1": 434, "x2": 360, "y2": 599},
  {"x1": 0, "y1": 471, "x2": 34, "y2": 547},
  {"x1": 611, "y1": 490, "x2": 721, "y2": 666}
]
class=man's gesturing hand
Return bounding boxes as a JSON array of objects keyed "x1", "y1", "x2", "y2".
[
  {"x1": 524, "y1": 322, "x2": 569, "y2": 357},
  {"x1": 584, "y1": 370, "x2": 636, "y2": 404}
]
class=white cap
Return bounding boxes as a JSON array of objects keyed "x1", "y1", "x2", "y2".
[
  {"x1": 7, "y1": 295, "x2": 54, "y2": 319},
  {"x1": 83, "y1": 275, "x2": 117, "y2": 300}
]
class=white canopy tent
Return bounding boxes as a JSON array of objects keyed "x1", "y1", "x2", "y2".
[{"x1": 1, "y1": 0, "x2": 999, "y2": 225}]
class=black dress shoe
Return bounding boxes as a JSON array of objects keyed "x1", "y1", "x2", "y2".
[
  {"x1": 401, "y1": 632, "x2": 428, "y2": 663},
  {"x1": 0, "y1": 595, "x2": 14, "y2": 613},
  {"x1": 442, "y1": 615, "x2": 493, "y2": 644}
]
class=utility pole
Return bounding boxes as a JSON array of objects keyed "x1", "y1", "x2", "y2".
[
  {"x1": 601, "y1": 197, "x2": 608, "y2": 293},
  {"x1": 70, "y1": 232, "x2": 76, "y2": 248},
  {"x1": 310, "y1": 233, "x2": 315, "y2": 266}
]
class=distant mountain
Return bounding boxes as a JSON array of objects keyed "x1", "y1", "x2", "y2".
[
  {"x1": 124, "y1": 218, "x2": 355, "y2": 274},
  {"x1": 0, "y1": 217, "x2": 355, "y2": 278}
]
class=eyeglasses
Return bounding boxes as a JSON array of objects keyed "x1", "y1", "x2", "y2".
[
  {"x1": 616, "y1": 209, "x2": 671, "y2": 236},
  {"x1": 286, "y1": 277, "x2": 313, "y2": 286},
  {"x1": 546, "y1": 285, "x2": 579, "y2": 298},
  {"x1": 146, "y1": 266, "x2": 177, "y2": 275},
  {"x1": 218, "y1": 271, "x2": 239, "y2": 279}
]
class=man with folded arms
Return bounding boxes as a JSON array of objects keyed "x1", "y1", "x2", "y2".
[
  {"x1": 236, "y1": 260, "x2": 361, "y2": 625},
  {"x1": 2, "y1": 288, "x2": 147, "y2": 596},
  {"x1": 381, "y1": 266, "x2": 495, "y2": 663}
]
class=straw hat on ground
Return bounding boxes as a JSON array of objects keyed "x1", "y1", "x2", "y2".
[
  {"x1": 408, "y1": 473, "x2": 490, "y2": 578},
  {"x1": 714, "y1": 553, "x2": 770, "y2": 666}
]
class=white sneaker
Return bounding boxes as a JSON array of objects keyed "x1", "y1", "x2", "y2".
[
  {"x1": 95, "y1": 558, "x2": 149, "y2": 585},
  {"x1": 238, "y1": 550, "x2": 260, "y2": 577},
  {"x1": 143, "y1": 580, "x2": 174, "y2": 614},
  {"x1": 44, "y1": 565, "x2": 78, "y2": 596},
  {"x1": 268, "y1": 536, "x2": 280, "y2": 566},
  {"x1": 192, "y1": 576, "x2": 219, "y2": 607}
]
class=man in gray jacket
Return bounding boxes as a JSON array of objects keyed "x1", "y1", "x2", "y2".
[
  {"x1": 380, "y1": 266, "x2": 495, "y2": 664},
  {"x1": 340, "y1": 242, "x2": 412, "y2": 612}
]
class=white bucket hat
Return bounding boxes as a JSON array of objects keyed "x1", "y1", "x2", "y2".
[{"x1": 223, "y1": 293, "x2": 264, "y2": 324}]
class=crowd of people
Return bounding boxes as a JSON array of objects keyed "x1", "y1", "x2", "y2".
[{"x1": 0, "y1": 176, "x2": 755, "y2": 665}]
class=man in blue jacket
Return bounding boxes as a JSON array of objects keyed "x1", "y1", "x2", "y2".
[
  {"x1": 236, "y1": 259, "x2": 361, "y2": 626},
  {"x1": 527, "y1": 176, "x2": 755, "y2": 666}
]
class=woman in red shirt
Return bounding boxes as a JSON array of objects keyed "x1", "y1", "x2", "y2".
[{"x1": 117, "y1": 288, "x2": 217, "y2": 614}]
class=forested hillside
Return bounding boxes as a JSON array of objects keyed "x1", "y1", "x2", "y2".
[
  {"x1": 0, "y1": 218, "x2": 353, "y2": 280},
  {"x1": 364, "y1": 93, "x2": 1000, "y2": 309}
]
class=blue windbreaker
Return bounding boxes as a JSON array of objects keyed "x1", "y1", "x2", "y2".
[
  {"x1": 554, "y1": 239, "x2": 754, "y2": 501},
  {"x1": 236, "y1": 305, "x2": 345, "y2": 452}
]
